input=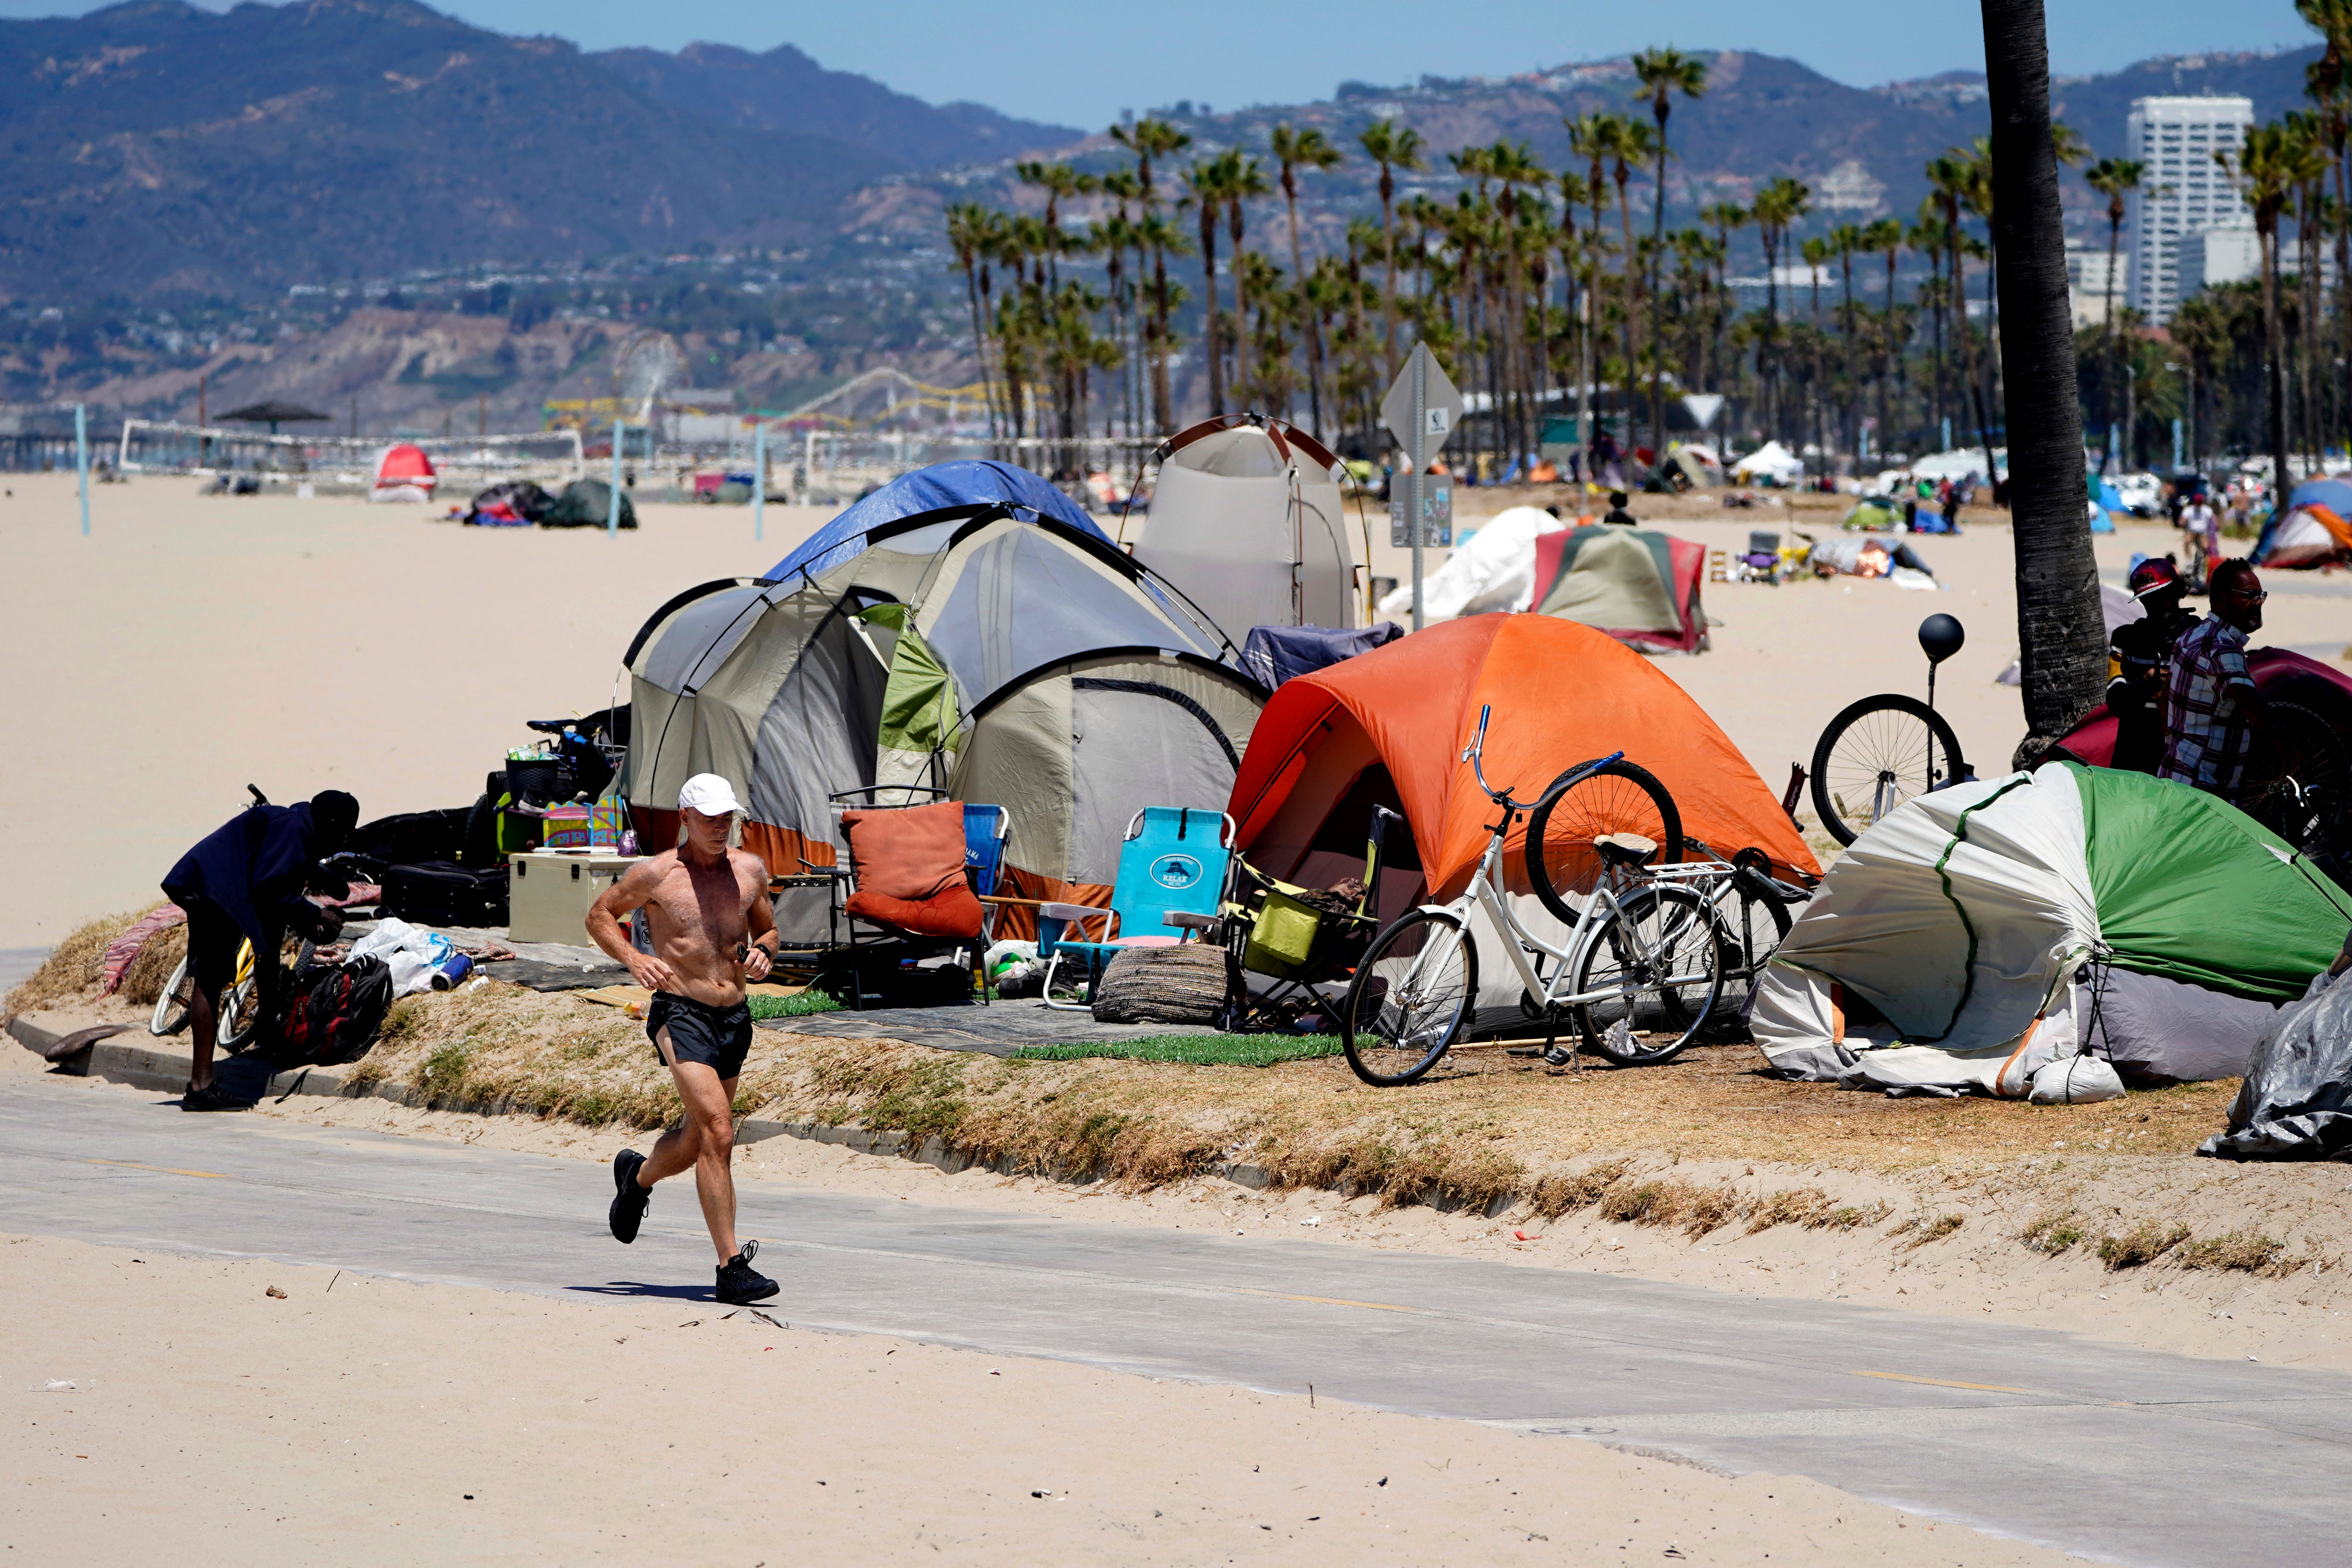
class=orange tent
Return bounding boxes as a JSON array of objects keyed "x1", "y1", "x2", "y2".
[{"x1": 1227, "y1": 615, "x2": 1817, "y2": 918}]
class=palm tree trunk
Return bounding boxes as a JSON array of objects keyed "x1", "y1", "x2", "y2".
[
  {"x1": 1198, "y1": 208, "x2": 1224, "y2": 418},
  {"x1": 1981, "y1": 0, "x2": 2102, "y2": 753},
  {"x1": 1285, "y1": 189, "x2": 1325, "y2": 437},
  {"x1": 2263, "y1": 219, "x2": 2289, "y2": 511},
  {"x1": 2101, "y1": 210, "x2": 2121, "y2": 473}
]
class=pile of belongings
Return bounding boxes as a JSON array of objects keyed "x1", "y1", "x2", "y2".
[
  {"x1": 1811, "y1": 534, "x2": 1939, "y2": 590},
  {"x1": 1375, "y1": 506, "x2": 1564, "y2": 621},
  {"x1": 2200, "y1": 954, "x2": 2352, "y2": 1159},
  {"x1": 464, "y1": 480, "x2": 558, "y2": 528},
  {"x1": 544, "y1": 478, "x2": 637, "y2": 530},
  {"x1": 2254, "y1": 477, "x2": 2352, "y2": 570},
  {"x1": 1240, "y1": 622, "x2": 1403, "y2": 691},
  {"x1": 1751, "y1": 762, "x2": 2352, "y2": 1098},
  {"x1": 1529, "y1": 525, "x2": 1708, "y2": 653},
  {"x1": 1731, "y1": 529, "x2": 1810, "y2": 585}
]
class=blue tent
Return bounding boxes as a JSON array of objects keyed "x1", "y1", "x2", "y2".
[
  {"x1": 2255, "y1": 476, "x2": 2352, "y2": 562},
  {"x1": 763, "y1": 461, "x2": 1107, "y2": 583}
]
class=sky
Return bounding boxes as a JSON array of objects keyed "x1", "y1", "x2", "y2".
[{"x1": 5, "y1": 0, "x2": 2320, "y2": 126}]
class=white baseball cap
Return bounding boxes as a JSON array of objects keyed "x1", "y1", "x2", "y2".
[{"x1": 677, "y1": 773, "x2": 743, "y2": 818}]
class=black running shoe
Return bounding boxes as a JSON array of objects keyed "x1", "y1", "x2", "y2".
[
  {"x1": 180, "y1": 1080, "x2": 248, "y2": 1112},
  {"x1": 608, "y1": 1149, "x2": 651, "y2": 1243},
  {"x1": 716, "y1": 1240, "x2": 779, "y2": 1305}
]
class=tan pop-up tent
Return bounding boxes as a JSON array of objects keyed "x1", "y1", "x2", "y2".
[
  {"x1": 623, "y1": 505, "x2": 1262, "y2": 937},
  {"x1": 1124, "y1": 415, "x2": 1365, "y2": 634}
]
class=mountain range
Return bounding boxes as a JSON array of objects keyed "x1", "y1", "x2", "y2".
[{"x1": 0, "y1": 0, "x2": 2326, "y2": 308}]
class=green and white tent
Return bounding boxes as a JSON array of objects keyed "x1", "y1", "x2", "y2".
[{"x1": 1754, "y1": 762, "x2": 2352, "y2": 1093}]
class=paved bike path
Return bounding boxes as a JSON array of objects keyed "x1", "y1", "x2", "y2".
[{"x1": 0, "y1": 1076, "x2": 2340, "y2": 1567}]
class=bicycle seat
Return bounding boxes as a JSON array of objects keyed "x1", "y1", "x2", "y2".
[
  {"x1": 1592, "y1": 832, "x2": 1657, "y2": 867},
  {"x1": 524, "y1": 718, "x2": 573, "y2": 734}
]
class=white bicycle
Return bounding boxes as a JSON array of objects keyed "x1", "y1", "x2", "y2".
[{"x1": 1339, "y1": 706, "x2": 1724, "y2": 1086}]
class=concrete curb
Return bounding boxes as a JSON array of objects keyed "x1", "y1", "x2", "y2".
[{"x1": 0, "y1": 1017, "x2": 1307, "y2": 1189}]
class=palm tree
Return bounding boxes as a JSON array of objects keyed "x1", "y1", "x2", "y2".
[
  {"x1": 1101, "y1": 167, "x2": 1145, "y2": 437},
  {"x1": 1222, "y1": 152, "x2": 1273, "y2": 405},
  {"x1": 1863, "y1": 216, "x2": 1907, "y2": 453},
  {"x1": 945, "y1": 202, "x2": 1002, "y2": 439},
  {"x1": 1828, "y1": 224, "x2": 1865, "y2": 459},
  {"x1": 2082, "y1": 157, "x2": 2144, "y2": 471},
  {"x1": 1016, "y1": 161, "x2": 1098, "y2": 288},
  {"x1": 1566, "y1": 115, "x2": 1618, "y2": 453},
  {"x1": 1632, "y1": 47, "x2": 1709, "y2": 448},
  {"x1": 1700, "y1": 200, "x2": 1748, "y2": 406},
  {"x1": 1357, "y1": 119, "x2": 1426, "y2": 381},
  {"x1": 1927, "y1": 151, "x2": 1992, "y2": 472},
  {"x1": 1270, "y1": 123, "x2": 1343, "y2": 434},
  {"x1": 1751, "y1": 175, "x2": 1811, "y2": 444},
  {"x1": 1801, "y1": 234, "x2": 1830, "y2": 465},
  {"x1": 1982, "y1": 0, "x2": 2102, "y2": 756},
  {"x1": 1112, "y1": 118, "x2": 1192, "y2": 430},
  {"x1": 2224, "y1": 122, "x2": 2297, "y2": 504},
  {"x1": 1603, "y1": 116, "x2": 1661, "y2": 450},
  {"x1": 1135, "y1": 210, "x2": 1192, "y2": 434},
  {"x1": 2300, "y1": 0, "x2": 2352, "y2": 446},
  {"x1": 1180, "y1": 155, "x2": 1234, "y2": 416}
]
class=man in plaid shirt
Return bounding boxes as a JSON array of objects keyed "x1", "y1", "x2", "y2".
[{"x1": 2158, "y1": 559, "x2": 2271, "y2": 801}]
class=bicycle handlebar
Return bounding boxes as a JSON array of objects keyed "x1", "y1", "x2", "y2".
[{"x1": 1461, "y1": 707, "x2": 1630, "y2": 816}]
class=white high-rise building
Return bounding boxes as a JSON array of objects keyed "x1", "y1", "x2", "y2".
[{"x1": 2127, "y1": 95, "x2": 2254, "y2": 321}]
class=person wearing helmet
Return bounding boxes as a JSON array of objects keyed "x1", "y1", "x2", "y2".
[{"x1": 2106, "y1": 557, "x2": 2198, "y2": 774}]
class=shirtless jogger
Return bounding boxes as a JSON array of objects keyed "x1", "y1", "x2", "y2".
[{"x1": 586, "y1": 773, "x2": 781, "y2": 1305}]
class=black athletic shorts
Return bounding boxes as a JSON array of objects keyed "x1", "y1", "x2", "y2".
[
  {"x1": 179, "y1": 896, "x2": 247, "y2": 993},
  {"x1": 645, "y1": 992, "x2": 752, "y2": 1080}
]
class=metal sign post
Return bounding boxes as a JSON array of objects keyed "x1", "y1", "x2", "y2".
[
  {"x1": 75, "y1": 403, "x2": 90, "y2": 537},
  {"x1": 1379, "y1": 345, "x2": 1464, "y2": 632},
  {"x1": 608, "y1": 421, "x2": 624, "y2": 538},
  {"x1": 753, "y1": 422, "x2": 767, "y2": 544}
]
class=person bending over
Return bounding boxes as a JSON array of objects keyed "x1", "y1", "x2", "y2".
[
  {"x1": 160, "y1": 790, "x2": 357, "y2": 1111},
  {"x1": 2159, "y1": 558, "x2": 2270, "y2": 805},
  {"x1": 587, "y1": 773, "x2": 781, "y2": 1306}
]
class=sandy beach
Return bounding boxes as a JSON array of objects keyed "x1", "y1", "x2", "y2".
[{"x1": 7, "y1": 470, "x2": 2346, "y2": 946}]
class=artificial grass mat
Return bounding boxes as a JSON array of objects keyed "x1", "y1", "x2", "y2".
[
  {"x1": 1010, "y1": 1034, "x2": 1342, "y2": 1067},
  {"x1": 748, "y1": 991, "x2": 845, "y2": 1021}
]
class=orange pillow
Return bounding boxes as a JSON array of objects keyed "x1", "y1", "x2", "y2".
[
  {"x1": 847, "y1": 883, "x2": 984, "y2": 940},
  {"x1": 840, "y1": 801, "x2": 966, "y2": 902}
]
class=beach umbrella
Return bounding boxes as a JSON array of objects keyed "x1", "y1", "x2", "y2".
[{"x1": 217, "y1": 400, "x2": 330, "y2": 436}]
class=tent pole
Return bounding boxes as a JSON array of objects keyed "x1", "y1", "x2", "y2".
[
  {"x1": 1410, "y1": 353, "x2": 1426, "y2": 632},
  {"x1": 754, "y1": 423, "x2": 766, "y2": 544}
]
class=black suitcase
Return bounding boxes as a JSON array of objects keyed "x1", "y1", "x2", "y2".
[{"x1": 380, "y1": 861, "x2": 510, "y2": 927}]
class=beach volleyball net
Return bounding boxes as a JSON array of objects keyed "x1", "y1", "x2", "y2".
[{"x1": 115, "y1": 421, "x2": 585, "y2": 486}]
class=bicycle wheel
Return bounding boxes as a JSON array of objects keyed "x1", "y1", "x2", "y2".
[
  {"x1": 1810, "y1": 694, "x2": 1966, "y2": 846},
  {"x1": 150, "y1": 956, "x2": 195, "y2": 1037},
  {"x1": 1341, "y1": 910, "x2": 1477, "y2": 1087},
  {"x1": 2241, "y1": 700, "x2": 2349, "y2": 859},
  {"x1": 1524, "y1": 759, "x2": 1685, "y2": 928},
  {"x1": 1570, "y1": 884, "x2": 1723, "y2": 1066},
  {"x1": 219, "y1": 976, "x2": 261, "y2": 1051}
]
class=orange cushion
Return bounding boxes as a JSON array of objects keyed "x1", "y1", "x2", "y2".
[
  {"x1": 840, "y1": 802, "x2": 965, "y2": 902},
  {"x1": 847, "y1": 882, "x2": 984, "y2": 940}
]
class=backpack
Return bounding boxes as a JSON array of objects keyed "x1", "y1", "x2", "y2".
[{"x1": 274, "y1": 957, "x2": 396, "y2": 1068}]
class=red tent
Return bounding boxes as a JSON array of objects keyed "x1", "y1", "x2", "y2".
[
  {"x1": 1227, "y1": 615, "x2": 1816, "y2": 924},
  {"x1": 1529, "y1": 525, "x2": 1707, "y2": 653},
  {"x1": 372, "y1": 444, "x2": 437, "y2": 492}
]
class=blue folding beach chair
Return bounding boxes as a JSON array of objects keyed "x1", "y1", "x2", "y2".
[{"x1": 1035, "y1": 807, "x2": 1235, "y2": 1010}]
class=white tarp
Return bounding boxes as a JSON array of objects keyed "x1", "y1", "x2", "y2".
[
  {"x1": 1906, "y1": 447, "x2": 2008, "y2": 483},
  {"x1": 1375, "y1": 506, "x2": 1564, "y2": 622},
  {"x1": 1132, "y1": 425, "x2": 1356, "y2": 634},
  {"x1": 1752, "y1": 766, "x2": 2101, "y2": 1090}
]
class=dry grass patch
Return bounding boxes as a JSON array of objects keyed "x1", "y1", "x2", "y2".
[
  {"x1": 2177, "y1": 1231, "x2": 2293, "y2": 1274},
  {"x1": 4, "y1": 907, "x2": 156, "y2": 1016},
  {"x1": 2096, "y1": 1220, "x2": 2191, "y2": 1270}
]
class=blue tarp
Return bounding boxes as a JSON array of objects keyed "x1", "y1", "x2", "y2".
[
  {"x1": 1239, "y1": 622, "x2": 1405, "y2": 691},
  {"x1": 762, "y1": 461, "x2": 1107, "y2": 583}
]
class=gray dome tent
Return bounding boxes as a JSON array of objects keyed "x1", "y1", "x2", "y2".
[{"x1": 624, "y1": 506, "x2": 1262, "y2": 936}]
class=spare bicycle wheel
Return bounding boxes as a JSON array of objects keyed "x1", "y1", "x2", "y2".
[
  {"x1": 1341, "y1": 910, "x2": 1477, "y2": 1086},
  {"x1": 2241, "y1": 699, "x2": 2349, "y2": 859},
  {"x1": 1810, "y1": 694, "x2": 1965, "y2": 845},
  {"x1": 1523, "y1": 759, "x2": 1684, "y2": 928}
]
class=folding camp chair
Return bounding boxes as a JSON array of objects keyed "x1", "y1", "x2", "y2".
[
  {"x1": 1223, "y1": 804, "x2": 1395, "y2": 1030},
  {"x1": 1025, "y1": 807, "x2": 1235, "y2": 1011},
  {"x1": 788, "y1": 787, "x2": 1000, "y2": 1007}
]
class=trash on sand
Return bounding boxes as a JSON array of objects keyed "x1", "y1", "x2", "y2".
[
  {"x1": 30, "y1": 1377, "x2": 96, "y2": 1393},
  {"x1": 1300, "y1": 1215, "x2": 1321, "y2": 1226},
  {"x1": 265, "y1": 1285, "x2": 287, "y2": 1299},
  {"x1": 1514, "y1": 1231, "x2": 1541, "y2": 1242}
]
